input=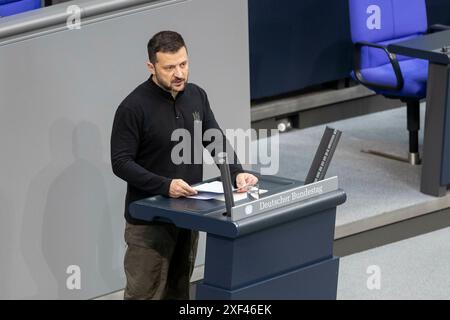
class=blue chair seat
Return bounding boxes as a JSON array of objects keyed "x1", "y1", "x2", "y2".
[{"x1": 360, "y1": 59, "x2": 428, "y2": 98}]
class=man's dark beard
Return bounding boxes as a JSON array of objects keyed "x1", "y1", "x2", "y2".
[{"x1": 154, "y1": 72, "x2": 185, "y2": 92}]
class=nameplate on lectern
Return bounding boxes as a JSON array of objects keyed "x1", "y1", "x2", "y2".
[{"x1": 230, "y1": 176, "x2": 338, "y2": 221}]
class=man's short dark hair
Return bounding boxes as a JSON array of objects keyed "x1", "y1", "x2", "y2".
[{"x1": 147, "y1": 31, "x2": 186, "y2": 64}]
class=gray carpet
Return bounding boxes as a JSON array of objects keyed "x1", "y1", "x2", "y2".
[
  {"x1": 337, "y1": 226, "x2": 450, "y2": 300},
  {"x1": 254, "y1": 103, "x2": 450, "y2": 237}
]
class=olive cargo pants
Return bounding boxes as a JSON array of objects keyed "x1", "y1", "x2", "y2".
[{"x1": 123, "y1": 222, "x2": 199, "y2": 300}]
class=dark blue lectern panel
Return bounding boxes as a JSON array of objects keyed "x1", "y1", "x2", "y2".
[
  {"x1": 202, "y1": 208, "x2": 336, "y2": 290},
  {"x1": 130, "y1": 175, "x2": 346, "y2": 300},
  {"x1": 197, "y1": 257, "x2": 339, "y2": 300}
]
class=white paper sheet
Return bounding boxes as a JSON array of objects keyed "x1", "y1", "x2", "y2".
[
  {"x1": 187, "y1": 189, "x2": 268, "y2": 201},
  {"x1": 193, "y1": 181, "x2": 226, "y2": 194},
  {"x1": 186, "y1": 192, "x2": 220, "y2": 200}
]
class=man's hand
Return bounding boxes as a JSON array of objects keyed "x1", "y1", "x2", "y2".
[
  {"x1": 235, "y1": 173, "x2": 259, "y2": 193},
  {"x1": 169, "y1": 179, "x2": 198, "y2": 198}
]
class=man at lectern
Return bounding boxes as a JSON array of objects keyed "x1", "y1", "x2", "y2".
[{"x1": 111, "y1": 31, "x2": 258, "y2": 300}]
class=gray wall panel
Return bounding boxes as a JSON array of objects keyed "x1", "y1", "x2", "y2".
[{"x1": 0, "y1": 0, "x2": 250, "y2": 299}]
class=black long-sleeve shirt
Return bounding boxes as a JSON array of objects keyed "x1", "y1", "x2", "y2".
[{"x1": 111, "y1": 77, "x2": 244, "y2": 224}]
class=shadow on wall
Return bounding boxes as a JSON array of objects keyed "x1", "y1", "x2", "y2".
[
  {"x1": 20, "y1": 119, "x2": 125, "y2": 299},
  {"x1": 0, "y1": 191, "x2": 13, "y2": 299}
]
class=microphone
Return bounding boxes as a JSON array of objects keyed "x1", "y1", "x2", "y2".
[{"x1": 217, "y1": 152, "x2": 235, "y2": 217}]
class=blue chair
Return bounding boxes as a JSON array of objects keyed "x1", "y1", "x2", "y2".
[
  {"x1": 0, "y1": 0, "x2": 22, "y2": 4},
  {"x1": 0, "y1": 0, "x2": 41, "y2": 17},
  {"x1": 349, "y1": 0, "x2": 449, "y2": 165}
]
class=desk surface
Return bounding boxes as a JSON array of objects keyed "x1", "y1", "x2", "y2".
[
  {"x1": 388, "y1": 30, "x2": 450, "y2": 65},
  {"x1": 129, "y1": 174, "x2": 346, "y2": 238}
]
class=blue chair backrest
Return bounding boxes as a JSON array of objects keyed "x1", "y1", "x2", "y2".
[
  {"x1": 349, "y1": 0, "x2": 428, "y2": 69},
  {"x1": 0, "y1": 0, "x2": 41, "y2": 17}
]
